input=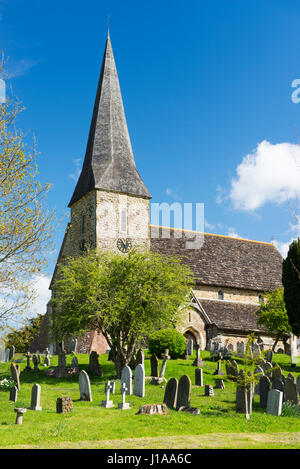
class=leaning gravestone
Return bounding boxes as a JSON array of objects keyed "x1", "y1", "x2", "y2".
[
  {"x1": 79, "y1": 370, "x2": 92, "y2": 401},
  {"x1": 267, "y1": 389, "x2": 283, "y2": 416},
  {"x1": 30, "y1": 384, "x2": 42, "y2": 411},
  {"x1": 284, "y1": 377, "x2": 299, "y2": 405},
  {"x1": 163, "y1": 378, "x2": 178, "y2": 409},
  {"x1": 195, "y1": 368, "x2": 203, "y2": 386},
  {"x1": 150, "y1": 354, "x2": 159, "y2": 378},
  {"x1": 10, "y1": 363, "x2": 20, "y2": 391},
  {"x1": 259, "y1": 376, "x2": 271, "y2": 409},
  {"x1": 176, "y1": 375, "x2": 191, "y2": 410},
  {"x1": 133, "y1": 364, "x2": 145, "y2": 398},
  {"x1": 121, "y1": 365, "x2": 132, "y2": 395}
]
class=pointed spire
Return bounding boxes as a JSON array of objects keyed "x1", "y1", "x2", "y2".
[{"x1": 69, "y1": 34, "x2": 151, "y2": 207}]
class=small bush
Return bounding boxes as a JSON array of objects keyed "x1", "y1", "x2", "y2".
[
  {"x1": 148, "y1": 329, "x2": 186, "y2": 359},
  {"x1": 281, "y1": 401, "x2": 300, "y2": 417}
]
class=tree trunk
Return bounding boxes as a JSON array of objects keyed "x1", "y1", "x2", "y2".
[{"x1": 272, "y1": 334, "x2": 280, "y2": 352}]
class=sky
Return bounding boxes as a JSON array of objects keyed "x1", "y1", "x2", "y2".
[{"x1": 1, "y1": 0, "x2": 300, "y2": 321}]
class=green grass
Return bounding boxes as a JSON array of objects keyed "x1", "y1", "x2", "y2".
[{"x1": 0, "y1": 351, "x2": 300, "y2": 448}]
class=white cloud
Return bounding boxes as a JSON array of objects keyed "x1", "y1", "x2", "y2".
[
  {"x1": 69, "y1": 158, "x2": 82, "y2": 182},
  {"x1": 229, "y1": 140, "x2": 300, "y2": 211},
  {"x1": 29, "y1": 274, "x2": 51, "y2": 317},
  {"x1": 7, "y1": 59, "x2": 38, "y2": 78}
]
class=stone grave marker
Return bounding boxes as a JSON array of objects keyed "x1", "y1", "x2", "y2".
[
  {"x1": 14, "y1": 408, "x2": 26, "y2": 425},
  {"x1": 192, "y1": 344, "x2": 203, "y2": 367},
  {"x1": 150, "y1": 354, "x2": 159, "y2": 378},
  {"x1": 105, "y1": 381, "x2": 116, "y2": 394},
  {"x1": 10, "y1": 363, "x2": 20, "y2": 390},
  {"x1": 205, "y1": 384, "x2": 214, "y2": 396},
  {"x1": 135, "y1": 349, "x2": 144, "y2": 367},
  {"x1": 79, "y1": 370, "x2": 92, "y2": 401},
  {"x1": 101, "y1": 381, "x2": 115, "y2": 408},
  {"x1": 284, "y1": 377, "x2": 299, "y2": 405},
  {"x1": 259, "y1": 376, "x2": 271, "y2": 409},
  {"x1": 121, "y1": 365, "x2": 132, "y2": 395},
  {"x1": 32, "y1": 355, "x2": 39, "y2": 373},
  {"x1": 215, "y1": 379, "x2": 225, "y2": 390},
  {"x1": 71, "y1": 356, "x2": 79, "y2": 368},
  {"x1": 254, "y1": 366, "x2": 264, "y2": 394},
  {"x1": 44, "y1": 348, "x2": 50, "y2": 367},
  {"x1": 24, "y1": 352, "x2": 32, "y2": 371},
  {"x1": 178, "y1": 406, "x2": 200, "y2": 415},
  {"x1": 159, "y1": 349, "x2": 170, "y2": 379},
  {"x1": 176, "y1": 375, "x2": 191, "y2": 410},
  {"x1": 163, "y1": 377, "x2": 178, "y2": 409},
  {"x1": 56, "y1": 397, "x2": 73, "y2": 413},
  {"x1": 265, "y1": 350, "x2": 273, "y2": 364},
  {"x1": 133, "y1": 364, "x2": 145, "y2": 398},
  {"x1": 213, "y1": 360, "x2": 224, "y2": 376},
  {"x1": 272, "y1": 378, "x2": 285, "y2": 402},
  {"x1": 9, "y1": 386, "x2": 18, "y2": 402},
  {"x1": 267, "y1": 389, "x2": 283, "y2": 416},
  {"x1": 195, "y1": 368, "x2": 203, "y2": 386},
  {"x1": 30, "y1": 384, "x2": 42, "y2": 411},
  {"x1": 89, "y1": 351, "x2": 103, "y2": 376},
  {"x1": 272, "y1": 364, "x2": 282, "y2": 380},
  {"x1": 118, "y1": 383, "x2": 130, "y2": 410}
]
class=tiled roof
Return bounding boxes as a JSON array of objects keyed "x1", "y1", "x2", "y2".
[
  {"x1": 198, "y1": 298, "x2": 267, "y2": 333},
  {"x1": 150, "y1": 227, "x2": 283, "y2": 292}
]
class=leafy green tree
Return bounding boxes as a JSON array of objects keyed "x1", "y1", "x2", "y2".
[
  {"x1": 256, "y1": 288, "x2": 291, "y2": 351},
  {"x1": 282, "y1": 238, "x2": 300, "y2": 335},
  {"x1": 0, "y1": 58, "x2": 55, "y2": 331},
  {"x1": 52, "y1": 249, "x2": 194, "y2": 377},
  {"x1": 5, "y1": 314, "x2": 43, "y2": 352}
]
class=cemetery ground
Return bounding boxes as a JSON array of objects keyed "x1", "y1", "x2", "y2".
[{"x1": 1, "y1": 352, "x2": 300, "y2": 449}]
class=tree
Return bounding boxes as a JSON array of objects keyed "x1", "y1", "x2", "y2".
[
  {"x1": 52, "y1": 249, "x2": 194, "y2": 377},
  {"x1": 0, "y1": 58, "x2": 55, "y2": 330},
  {"x1": 282, "y1": 238, "x2": 300, "y2": 335},
  {"x1": 4, "y1": 314, "x2": 43, "y2": 352},
  {"x1": 256, "y1": 288, "x2": 291, "y2": 351}
]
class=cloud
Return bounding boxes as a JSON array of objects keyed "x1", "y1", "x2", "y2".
[
  {"x1": 6, "y1": 59, "x2": 38, "y2": 78},
  {"x1": 69, "y1": 158, "x2": 82, "y2": 182},
  {"x1": 229, "y1": 140, "x2": 300, "y2": 211},
  {"x1": 165, "y1": 185, "x2": 183, "y2": 202}
]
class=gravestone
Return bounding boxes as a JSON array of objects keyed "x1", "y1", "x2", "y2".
[
  {"x1": 118, "y1": 383, "x2": 130, "y2": 410},
  {"x1": 266, "y1": 389, "x2": 283, "y2": 416},
  {"x1": 8, "y1": 346, "x2": 15, "y2": 361},
  {"x1": 265, "y1": 350, "x2": 273, "y2": 364},
  {"x1": 0, "y1": 339, "x2": 5, "y2": 362},
  {"x1": 213, "y1": 361, "x2": 224, "y2": 376},
  {"x1": 121, "y1": 365, "x2": 132, "y2": 395},
  {"x1": 9, "y1": 386, "x2": 18, "y2": 402},
  {"x1": 252, "y1": 343, "x2": 261, "y2": 358},
  {"x1": 284, "y1": 377, "x2": 299, "y2": 405},
  {"x1": 30, "y1": 384, "x2": 42, "y2": 411},
  {"x1": 287, "y1": 373, "x2": 296, "y2": 383},
  {"x1": 205, "y1": 384, "x2": 214, "y2": 396},
  {"x1": 254, "y1": 366, "x2": 264, "y2": 394},
  {"x1": 150, "y1": 354, "x2": 159, "y2": 377},
  {"x1": 101, "y1": 381, "x2": 115, "y2": 408},
  {"x1": 54, "y1": 344, "x2": 67, "y2": 378},
  {"x1": 89, "y1": 351, "x2": 103, "y2": 376},
  {"x1": 237, "y1": 342, "x2": 245, "y2": 357},
  {"x1": 44, "y1": 348, "x2": 50, "y2": 367},
  {"x1": 272, "y1": 378, "x2": 285, "y2": 402},
  {"x1": 105, "y1": 381, "x2": 116, "y2": 394},
  {"x1": 195, "y1": 368, "x2": 203, "y2": 386},
  {"x1": 135, "y1": 349, "x2": 144, "y2": 367},
  {"x1": 226, "y1": 360, "x2": 239, "y2": 381},
  {"x1": 163, "y1": 378, "x2": 178, "y2": 409},
  {"x1": 32, "y1": 355, "x2": 39, "y2": 373},
  {"x1": 133, "y1": 364, "x2": 145, "y2": 398},
  {"x1": 10, "y1": 363, "x2": 20, "y2": 390},
  {"x1": 176, "y1": 375, "x2": 191, "y2": 410},
  {"x1": 71, "y1": 356, "x2": 79, "y2": 368},
  {"x1": 259, "y1": 376, "x2": 271, "y2": 409},
  {"x1": 79, "y1": 370, "x2": 92, "y2": 401},
  {"x1": 24, "y1": 352, "x2": 32, "y2": 371},
  {"x1": 296, "y1": 375, "x2": 300, "y2": 394},
  {"x1": 14, "y1": 408, "x2": 26, "y2": 425},
  {"x1": 159, "y1": 349, "x2": 170, "y2": 379},
  {"x1": 56, "y1": 397, "x2": 73, "y2": 413},
  {"x1": 192, "y1": 344, "x2": 203, "y2": 367},
  {"x1": 69, "y1": 338, "x2": 77, "y2": 354},
  {"x1": 215, "y1": 379, "x2": 225, "y2": 390},
  {"x1": 272, "y1": 365, "x2": 282, "y2": 380}
]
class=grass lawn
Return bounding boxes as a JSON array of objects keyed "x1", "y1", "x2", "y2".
[{"x1": 0, "y1": 351, "x2": 300, "y2": 449}]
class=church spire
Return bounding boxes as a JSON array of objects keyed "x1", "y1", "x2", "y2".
[{"x1": 69, "y1": 34, "x2": 151, "y2": 207}]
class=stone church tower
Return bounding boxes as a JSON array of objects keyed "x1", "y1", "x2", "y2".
[{"x1": 30, "y1": 32, "x2": 151, "y2": 354}]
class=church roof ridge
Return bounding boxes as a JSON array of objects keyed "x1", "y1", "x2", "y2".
[{"x1": 150, "y1": 224, "x2": 276, "y2": 247}]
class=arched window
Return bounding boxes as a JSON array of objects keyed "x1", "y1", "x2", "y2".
[{"x1": 218, "y1": 290, "x2": 224, "y2": 300}]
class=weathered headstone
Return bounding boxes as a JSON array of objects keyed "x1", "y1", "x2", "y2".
[
  {"x1": 105, "y1": 381, "x2": 116, "y2": 394},
  {"x1": 24, "y1": 352, "x2": 32, "y2": 371},
  {"x1": 32, "y1": 355, "x2": 39, "y2": 373},
  {"x1": 176, "y1": 375, "x2": 191, "y2": 410},
  {"x1": 159, "y1": 349, "x2": 170, "y2": 379},
  {"x1": 71, "y1": 356, "x2": 79, "y2": 368},
  {"x1": 118, "y1": 382, "x2": 130, "y2": 409},
  {"x1": 272, "y1": 364, "x2": 282, "y2": 380},
  {"x1": 135, "y1": 349, "x2": 144, "y2": 367},
  {"x1": 14, "y1": 408, "x2": 26, "y2": 425},
  {"x1": 163, "y1": 377, "x2": 178, "y2": 409},
  {"x1": 8, "y1": 346, "x2": 15, "y2": 361},
  {"x1": 205, "y1": 384, "x2": 214, "y2": 396},
  {"x1": 79, "y1": 370, "x2": 92, "y2": 401},
  {"x1": 9, "y1": 386, "x2": 18, "y2": 402},
  {"x1": 30, "y1": 384, "x2": 42, "y2": 411},
  {"x1": 266, "y1": 389, "x2": 283, "y2": 416},
  {"x1": 252, "y1": 343, "x2": 261, "y2": 358},
  {"x1": 150, "y1": 354, "x2": 159, "y2": 377},
  {"x1": 284, "y1": 377, "x2": 299, "y2": 405},
  {"x1": 214, "y1": 379, "x2": 225, "y2": 390},
  {"x1": 10, "y1": 363, "x2": 20, "y2": 390},
  {"x1": 265, "y1": 350, "x2": 273, "y2": 364},
  {"x1": 133, "y1": 364, "x2": 145, "y2": 398},
  {"x1": 237, "y1": 341, "x2": 245, "y2": 357},
  {"x1": 121, "y1": 365, "x2": 132, "y2": 395},
  {"x1": 192, "y1": 343, "x2": 203, "y2": 366},
  {"x1": 254, "y1": 366, "x2": 264, "y2": 394},
  {"x1": 297, "y1": 375, "x2": 300, "y2": 394},
  {"x1": 272, "y1": 378, "x2": 285, "y2": 402},
  {"x1": 89, "y1": 351, "x2": 103, "y2": 376},
  {"x1": 213, "y1": 360, "x2": 224, "y2": 376},
  {"x1": 259, "y1": 376, "x2": 271, "y2": 409},
  {"x1": 56, "y1": 396, "x2": 73, "y2": 413},
  {"x1": 195, "y1": 368, "x2": 203, "y2": 386},
  {"x1": 44, "y1": 348, "x2": 50, "y2": 367},
  {"x1": 101, "y1": 381, "x2": 115, "y2": 408},
  {"x1": 54, "y1": 344, "x2": 67, "y2": 378}
]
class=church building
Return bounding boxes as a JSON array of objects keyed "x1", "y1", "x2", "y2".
[{"x1": 30, "y1": 32, "x2": 283, "y2": 354}]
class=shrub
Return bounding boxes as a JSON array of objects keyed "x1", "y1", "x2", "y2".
[{"x1": 148, "y1": 329, "x2": 186, "y2": 359}]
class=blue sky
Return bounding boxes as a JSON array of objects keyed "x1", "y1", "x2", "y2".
[{"x1": 1, "y1": 0, "x2": 300, "y2": 316}]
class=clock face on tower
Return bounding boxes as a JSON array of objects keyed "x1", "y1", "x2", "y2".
[{"x1": 117, "y1": 238, "x2": 132, "y2": 253}]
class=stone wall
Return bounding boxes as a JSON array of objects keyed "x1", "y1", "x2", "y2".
[{"x1": 193, "y1": 286, "x2": 262, "y2": 304}]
